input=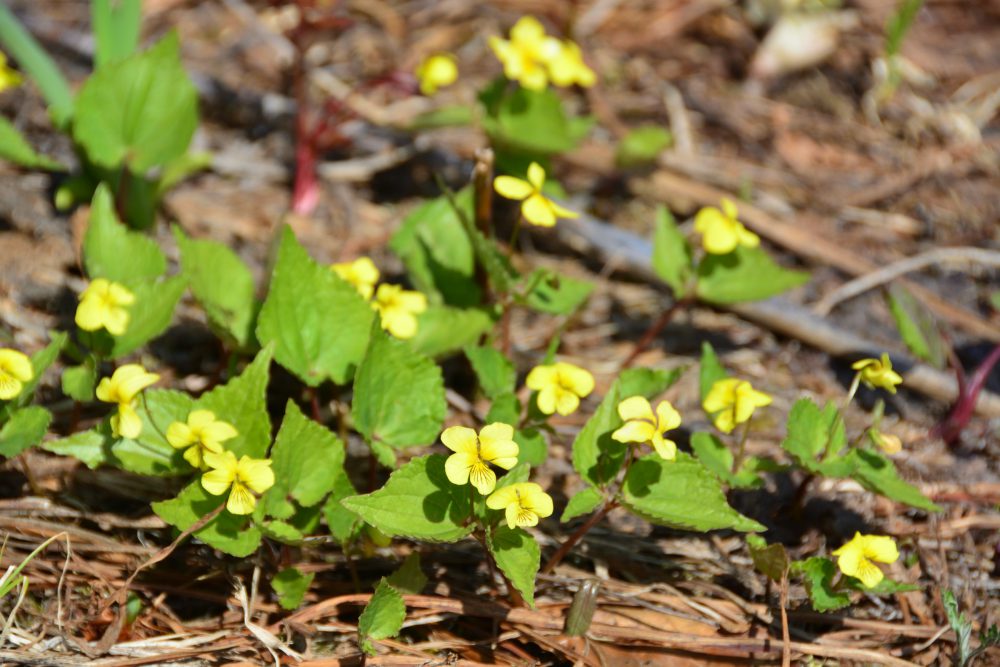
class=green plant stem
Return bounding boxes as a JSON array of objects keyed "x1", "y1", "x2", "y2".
[
  {"x1": 731, "y1": 419, "x2": 752, "y2": 475},
  {"x1": 844, "y1": 373, "x2": 861, "y2": 410},
  {"x1": 508, "y1": 215, "x2": 524, "y2": 254}
]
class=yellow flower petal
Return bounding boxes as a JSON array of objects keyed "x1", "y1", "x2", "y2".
[
  {"x1": 525, "y1": 365, "x2": 557, "y2": 391},
  {"x1": 703, "y1": 378, "x2": 739, "y2": 415},
  {"x1": 526, "y1": 162, "x2": 546, "y2": 190},
  {"x1": 651, "y1": 434, "x2": 677, "y2": 460},
  {"x1": 833, "y1": 532, "x2": 898, "y2": 588},
  {"x1": 441, "y1": 425, "x2": 479, "y2": 454},
  {"x1": 548, "y1": 199, "x2": 579, "y2": 220},
  {"x1": 415, "y1": 53, "x2": 458, "y2": 95},
  {"x1": 535, "y1": 386, "x2": 559, "y2": 415},
  {"x1": 617, "y1": 396, "x2": 654, "y2": 423},
  {"x1": 468, "y1": 461, "x2": 497, "y2": 495},
  {"x1": 182, "y1": 445, "x2": 204, "y2": 469},
  {"x1": 115, "y1": 402, "x2": 143, "y2": 439},
  {"x1": 0, "y1": 349, "x2": 33, "y2": 382},
  {"x1": 555, "y1": 362, "x2": 595, "y2": 398},
  {"x1": 113, "y1": 365, "x2": 161, "y2": 403},
  {"x1": 553, "y1": 387, "x2": 581, "y2": 416},
  {"x1": 226, "y1": 482, "x2": 257, "y2": 515},
  {"x1": 655, "y1": 400, "x2": 682, "y2": 431},
  {"x1": 166, "y1": 421, "x2": 195, "y2": 449},
  {"x1": 860, "y1": 534, "x2": 899, "y2": 564},
  {"x1": 485, "y1": 485, "x2": 516, "y2": 510},
  {"x1": 445, "y1": 450, "x2": 477, "y2": 486},
  {"x1": 612, "y1": 420, "x2": 656, "y2": 444},
  {"x1": 202, "y1": 450, "x2": 238, "y2": 495},
  {"x1": 478, "y1": 423, "x2": 519, "y2": 469},
  {"x1": 236, "y1": 456, "x2": 275, "y2": 494},
  {"x1": 494, "y1": 175, "x2": 534, "y2": 200},
  {"x1": 721, "y1": 198, "x2": 739, "y2": 220},
  {"x1": 522, "y1": 193, "x2": 556, "y2": 227}
]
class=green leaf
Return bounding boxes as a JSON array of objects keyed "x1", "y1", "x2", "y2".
[
  {"x1": 747, "y1": 535, "x2": 789, "y2": 582},
  {"x1": 323, "y1": 472, "x2": 362, "y2": 545},
  {"x1": 261, "y1": 520, "x2": 304, "y2": 544},
  {"x1": 572, "y1": 368, "x2": 682, "y2": 488},
  {"x1": 83, "y1": 184, "x2": 167, "y2": 283},
  {"x1": 174, "y1": 226, "x2": 257, "y2": 348},
  {"x1": 358, "y1": 579, "x2": 406, "y2": 656},
  {"x1": 109, "y1": 276, "x2": 186, "y2": 358},
  {"x1": 698, "y1": 342, "x2": 727, "y2": 403},
  {"x1": 488, "y1": 526, "x2": 541, "y2": 607},
  {"x1": 151, "y1": 480, "x2": 262, "y2": 557},
  {"x1": 353, "y1": 325, "x2": 446, "y2": 449},
  {"x1": 616, "y1": 125, "x2": 672, "y2": 167},
  {"x1": 561, "y1": 486, "x2": 604, "y2": 523},
  {"x1": 407, "y1": 105, "x2": 475, "y2": 131},
  {"x1": 386, "y1": 553, "x2": 428, "y2": 595},
  {"x1": 885, "y1": 0, "x2": 924, "y2": 57},
  {"x1": 780, "y1": 398, "x2": 854, "y2": 477},
  {"x1": 621, "y1": 453, "x2": 764, "y2": 532},
  {"x1": 257, "y1": 226, "x2": 374, "y2": 385},
  {"x1": 41, "y1": 429, "x2": 107, "y2": 468},
  {"x1": 192, "y1": 346, "x2": 274, "y2": 459},
  {"x1": 847, "y1": 448, "x2": 940, "y2": 512},
  {"x1": 793, "y1": 557, "x2": 852, "y2": 612},
  {"x1": 514, "y1": 428, "x2": 547, "y2": 466},
  {"x1": 652, "y1": 206, "x2": 693, "y2": 300},
  {"x1": 61, "y1": 363, "x2": 96, "y2": 402},
  {"x1": 522, "y1": 270, "x2": 594, "y2": 315},
  {"x1": 272, "y1": 567, "x2": 314, "y2": 610},
  {"x1": 408, "y1": 306, "x2": 494, "y2": 358},
  {"x1": 0, "y1": 117, "x2": 63, "y2": 170},
  {"x1": 16, "y1": 332, "x2": 66, "y2": 406},
  {"x1": 886, "y1": 285, "x2": 945, "y2": 368},
  {"x1": 0, "y1": 4, "x2": 74, "y2": 128},
  {"x1": 264, "y1": 400, "x2": 345, "y2": 519},
  {"x1": 389, "y1": 189, "x2": 480, "y2": 307},
  {"x1": 486, "y1": 393, "x2": 521, "y2": 425},
  {"x1": 73, "y1": 33, "x2": 198, "y2": 172},
  {"x1": 849, "y1": 576, "x2": 919, "y2": 595},
  {"x1": 0, "y1": 407, "x2": 51, "y2": 457},
  {"x1": 482, "y1": 85, "x2": 584, "y2": 155},
  {"x1": 341, "y1": 454, "x2": 472, "y2": 543},
  {"x1": 92, "y1": 0, "x2": 141, "y2": 68},
  {"x1": 696, "y1": 245, "x2": 809, "y2": 305},
  {"x1": 465, "y1": 345, "x2": 516, "y2": 400},
  {"x1": 109, "y1": 389, "x2": 193, "y2": 476},
  {"x1": 690, "y1": 432, "x2": 763, "y2": 489}
]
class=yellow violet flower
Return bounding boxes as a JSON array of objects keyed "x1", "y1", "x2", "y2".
[
  {"x1": 694, "y1": 198, "x2": 760, "y2": 255},
  {"x1": 548, "y1": 41, "x2": 596, "y2": 88},
  {"x1": 372, "y1": 284, "x2": 427, "y2": 339},
  {"x1": 0, "y1": 349, "x2": 33, "y2": 401},
  {"x1": 612, "y1": 396, "x2": 682, "y2": 460},
  {"x1": 201, "y1": 450, "x2": 275, "y2": 515},
  {"x1": 832, "y1": 532, "x2": 899, "y2": 588},
  {"x1": 331, "y1": 256, "x2": 380, "y2": 300},
  {"x1": 703, "y1": 378, "x2": 772, "y2": 434},
  {"x1": 167, "y1": 410, "x2": 239, "y2": 469},
  {"x1": 0, "y1": 51, "x2": 23, "y2": 92},
  {"x1": 488, "y1": 16, "x2": 561, "y2": 91},
  {"x1": 852, "y1": 353, "x2": 903, "y2": 394},
  {"x1": 76, "y1": 278, "x2": 135, "y2": 336},
  {"x1": 525, "y1": 361, "x2": 595, "y2": 416},
  {"x1": 95, "y1": 364, "x2": 160, "y2": 439},
  {"x1": 442, "y1": 423, "x2": 519, "y2": 495},
  {"x1": 494, "y1": 162, "x2": 578, "y2": 228},
  {"x1": 486, "y1": 482, "x2": 553, "y2": 528},
  {"x1": 415, "y1": 53, "x2": 458, "y2": 95}
]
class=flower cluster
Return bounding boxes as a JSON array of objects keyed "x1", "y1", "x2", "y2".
[
  {"x1": 331, "y1": 257, "x2": 427, "y2": 339},
  {"x1": 166, "y1": 408, "x2": 272, "y2": 515},
  {"x1": 489, "y1": 16, "x2": 595, "y2": 91},
  {"x1": 0, "y1": 349, "x2": 33, "y2": 401}
]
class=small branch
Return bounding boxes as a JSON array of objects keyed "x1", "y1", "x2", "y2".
[
  {"x1": 621, "y1": 296, "x2": 692, "y2": 369},
  {"x1": 814, "y1": 247, "x2": 1000, "y2": 316},
  {"x1": 541, "y1": 500, "x2": 617, "y2": 574}
]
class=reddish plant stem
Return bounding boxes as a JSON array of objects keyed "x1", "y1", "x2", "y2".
[
  {"x1": 540, "y1": 500, "x2": 617, "y2": 574},
  {"x1": 934, "y1": 342, "x2": 1000, "y2": 444},
  {"x1": 621, "y1": 296, "x2": 693, "y2": 370}
]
